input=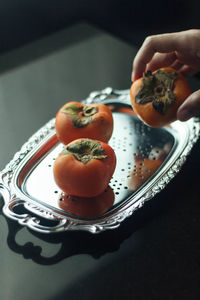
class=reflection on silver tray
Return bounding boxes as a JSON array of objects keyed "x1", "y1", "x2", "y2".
[{"x1": 0, "y1": 88, "x2": 200, "y2": 234}]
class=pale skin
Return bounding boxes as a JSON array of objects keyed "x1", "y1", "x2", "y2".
[{"x1": 131, "y1": 29, "x2": 200, "y2": 121}]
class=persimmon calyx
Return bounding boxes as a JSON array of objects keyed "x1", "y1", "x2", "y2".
[
  {"x1": 61, "y1": 103, "x2": 98, "y2": 128},
  {"x1": 135, "y1": 70, "x2": 178, "y2": 115},
  {"x1": 62, "y1": 139, "x2": 107, "y2": 164}
]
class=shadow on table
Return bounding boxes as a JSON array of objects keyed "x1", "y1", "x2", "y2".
[{"x1": 0, "y1": 190, "x2": 172, "y2": 265}]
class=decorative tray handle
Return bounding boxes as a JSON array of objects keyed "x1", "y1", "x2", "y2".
[{"x1": 0, "y1": 184, "x2": 68, "y2": 233}]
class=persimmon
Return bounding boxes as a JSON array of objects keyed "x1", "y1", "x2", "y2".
[
  {"x1": 55, "y1": 101, "x2": 113, "y2": 144},
  {"x1": 130, "y1": 67, "x2": 191, "y2": 127},
  {"x1": 53, "y1": 138, "x2": 116, "y2": 197},
  {"x1": 58, "y1": 185, "x2": 114, "y2": 217}
]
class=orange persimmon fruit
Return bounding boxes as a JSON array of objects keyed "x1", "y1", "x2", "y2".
[
  {"x1": 55, "y1": 101, "x2": 113, "y2": 144},
  {"x1": 130, "y1": 67, "x2": 191, "y2": 127},
  {"x1": 53, "y1": 138, "x2": 116, "y2": 198}
]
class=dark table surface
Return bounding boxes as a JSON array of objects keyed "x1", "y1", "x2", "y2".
[{"x1": 1, "y1": 22, "x2": 200, "y2": 300}]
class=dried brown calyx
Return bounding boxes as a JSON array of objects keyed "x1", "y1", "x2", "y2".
[
  {"x1": 61, "y1": 103, "x2": 98, "y2": 127},
  {"x1": 62, "y1": 139, "x2": 107, "y2": 164},
  {"x1": 135, "y1": 70, "x2": 178, "y2": 115}
]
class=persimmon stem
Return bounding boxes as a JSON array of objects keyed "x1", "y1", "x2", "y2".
[
  {"x1": 62, "y1": 139, "x2": 107, "y2": 164},
  {"x1": 61, "y1": 103, "x2": 98, "y2": 127},
  {"x1": 135, "y1": 70, "x2": 178, "y2": 115}
]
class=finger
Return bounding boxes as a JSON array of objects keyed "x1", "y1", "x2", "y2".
[
  {"x1": 132, "y1": 32, "x2": 184, "y2": 81},
  {"x1": 170, "y1": 59, "x2": 184, "y2": 71},
  {"x1": 175, "y1": 51, "x2": 200, "y2": 69},
  {"x1": 146, "y1": 52, "x2": 177, "y2": 72},
  {"x1": 177, "y1": 90, "x2": 200, "y2": 121},
  {"x1": 132, "y1": 30, "x2": 200, "y2": 81},
  {"x1": 178, "y1": 65, "x2": 199, "y2": 76}
]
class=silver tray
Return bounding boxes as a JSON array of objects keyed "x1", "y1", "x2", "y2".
[{"x1": 1, "y1": 87, "x2": 200, "y2": 234}]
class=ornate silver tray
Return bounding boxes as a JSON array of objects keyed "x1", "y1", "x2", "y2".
[{"x1": 1, "y1": 88, "x2": 200, "y2": 234}]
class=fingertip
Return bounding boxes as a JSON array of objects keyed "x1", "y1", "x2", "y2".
[
  {"x1": 132, "y1": 61, "x2": 144, "y2": 82},
  {"x1": 177, "y1": 90, "x2": 200, "y2": 121},
  {"x1": 131, "y1": 71, "x2": 135, "y2": 82},
  {"x1": 131, "y1": 70, "x2": 142, "y2": 82},
  {"x1": 177, "y1": 107, "x2": 192, "y2": 122}
]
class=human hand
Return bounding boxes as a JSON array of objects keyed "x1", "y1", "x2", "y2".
[{"x1": 131, "y1": 29, "x2": 200, "y2": 121}]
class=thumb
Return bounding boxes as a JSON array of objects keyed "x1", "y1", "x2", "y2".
[{"x1": 177, "y1": 90, "x2": 200, "y2": 121}]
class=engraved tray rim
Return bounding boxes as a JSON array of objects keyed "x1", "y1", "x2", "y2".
[{"x1": 1, "y1": 87, "x2": 200, "y2": 234}]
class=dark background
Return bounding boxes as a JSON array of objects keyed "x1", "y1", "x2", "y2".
[{"x1": 0, "y1": 0, "x2": 200, "y2": 54}]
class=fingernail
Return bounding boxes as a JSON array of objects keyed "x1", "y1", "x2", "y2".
[
  {"x1": 131, "y1": 71, "x2": 135, "y2": 82},
  {"x1": 177, "y1": 109, "x2": 193, "y2": 121}
]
